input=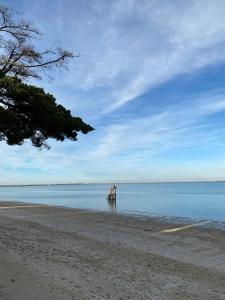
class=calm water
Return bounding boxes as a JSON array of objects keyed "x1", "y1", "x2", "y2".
[{"x1": 0, "y1": 182, "x2": 225, "y2": 222}]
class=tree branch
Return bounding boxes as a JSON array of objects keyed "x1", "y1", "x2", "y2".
[{"x1": 0, "y1": 5, "x2": 76, "y2": 79}]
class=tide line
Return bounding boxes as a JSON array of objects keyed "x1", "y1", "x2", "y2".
[
  {"x1": 0, "y1": 205, "x2": 45, "y2": 210},
  {"x1": 161, "y1": 221, "x2": 209, "y2": 233}
]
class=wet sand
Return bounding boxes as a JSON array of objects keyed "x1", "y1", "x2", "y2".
[{"x1": 0, "y1": 201, "x2": 225, "y2": 299}]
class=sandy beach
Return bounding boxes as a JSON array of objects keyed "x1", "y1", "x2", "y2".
[{"x1": 0, "y1": 202, "x2": 225, "y2": 299}]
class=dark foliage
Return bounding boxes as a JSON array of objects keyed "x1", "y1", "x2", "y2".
[
  {"x1": 0, "y1": 76, "x2": 93, "y2": 148},
  {"x1": 0, "y1": 5, "x2": 93, "y2": 148}
]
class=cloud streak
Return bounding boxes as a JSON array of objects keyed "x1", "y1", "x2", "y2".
[
  {"x1": 42, "y1": 0, "x2": 225, "y2": 115},
  {"x1": 10, "y1": 0, "x2": 225, "y2": 116},
  {"x1": 91, "y1": 94, "x2": 225, "y2": 159}
]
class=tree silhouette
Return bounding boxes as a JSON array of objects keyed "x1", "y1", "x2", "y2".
[{"x1": 0, "y1": 5, "x2": 93, "y2": 148}]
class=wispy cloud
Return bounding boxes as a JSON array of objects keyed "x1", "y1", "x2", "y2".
[
  {"x1": 91, "y1": 94, "x2": 225, "y2": 159},
  {"x1": 39, "y1": 0, "x2": 225, "y2": 115},
  {"x1": 9, "y1": 0, "x2": 225, "y2": 116}
]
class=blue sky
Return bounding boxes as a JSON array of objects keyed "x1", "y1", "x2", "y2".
[{"x1": 1, "y1": 0, "x2": 225, "y2": 184}]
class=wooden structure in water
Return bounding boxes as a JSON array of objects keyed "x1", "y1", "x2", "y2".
[{"x1": 107, "y1": 184, "x2": 117, "y2": 209}]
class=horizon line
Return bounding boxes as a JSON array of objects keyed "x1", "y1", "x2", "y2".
[{"x1": 0, "y1": 180, "x2": 225, "y2": 187}]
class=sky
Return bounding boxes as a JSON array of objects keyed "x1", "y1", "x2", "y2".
[{"x1": 1, "y1": 0, "x2": 225, "y2": 184}]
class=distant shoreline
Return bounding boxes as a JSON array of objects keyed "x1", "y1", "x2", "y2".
[{"x1": 0, "y1": 180, "x2": 225, "y2": 187}]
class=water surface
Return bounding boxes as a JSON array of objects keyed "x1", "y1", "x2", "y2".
[{"x1": 0, "y1": 182, "x2": 225, "y2": 222}]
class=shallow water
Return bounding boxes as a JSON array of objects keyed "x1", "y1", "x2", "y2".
[{"x1": 0, "y1": 182, "x2": 225, "y2": 222}]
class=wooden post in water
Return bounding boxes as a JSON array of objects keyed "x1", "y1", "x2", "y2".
[{"x1": 107, "y1": 184, "x2": 117, "y2": 209}]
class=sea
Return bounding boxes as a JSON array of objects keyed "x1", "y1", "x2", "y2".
[{"x1": 0, "y1": 182, "x2": 225, "y2": 223}]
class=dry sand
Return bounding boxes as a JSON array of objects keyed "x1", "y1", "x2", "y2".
[{"x1": 0, "y1": 201, "x2": 225, "y2": 299}]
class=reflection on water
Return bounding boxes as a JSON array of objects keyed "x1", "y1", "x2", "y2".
[
  {"x1": 107, "y1": 195, "x2": 116, "y2": 211},
  {"x1": 107, "y1": 184, "x2": 117, "y2": 212}
]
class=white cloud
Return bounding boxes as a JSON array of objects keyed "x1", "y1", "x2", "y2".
[
  {"x1": 15, "y1": 0, "x2": 225, "y2": 116},
  {"x1": 47, "y1": 0, "x2": 225, "y2": 114},
  {"x1": 91, "y1": 94, "x2": 225, "y2": 159},
  {"x1": 103, "y1": 0, "x2": 225, "y2": 112}
]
